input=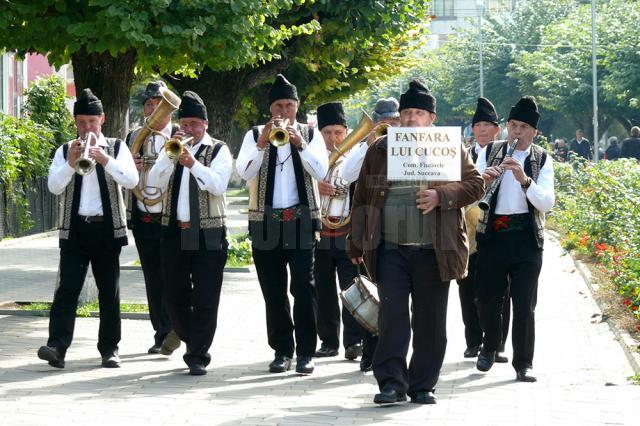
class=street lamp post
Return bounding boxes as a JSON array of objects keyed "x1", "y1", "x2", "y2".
[
  {"x1": 477, "y1": 0, "x2": 485, "y2": 98},
  {"x1": 591, "y1": 0, "x2": 599, "y2": 162}
]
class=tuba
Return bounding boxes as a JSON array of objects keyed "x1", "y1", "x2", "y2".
[
  {"x1": 130, "y1": 87, "x2": 181, "y2": 207},
  {"x1": 75, "y1": 131, "x2": 98, "y2": 176},
  {"x1": 320, "y1": 111, "x2": 379, "y2": 229}
]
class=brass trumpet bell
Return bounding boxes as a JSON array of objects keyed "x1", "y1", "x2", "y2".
[
  {"x1": 269, "y1": 118, "x2": 290, "y2": 147},
  {"x1": 75, "y1": 131, "x2": 98, "y2": 176},
  {"x1": 164, "y1": 136, "x2": 194, "y2": 160}
]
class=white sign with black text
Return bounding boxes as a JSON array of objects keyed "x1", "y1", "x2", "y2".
[{"x1": 387, "y1": 126, "x2": 461, "y2": 181}]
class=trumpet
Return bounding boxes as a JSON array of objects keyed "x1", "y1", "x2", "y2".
[
  {"x1": 164, "y1": 136, "x2": 194, "y2": 160},
  {"x1": 269, "y1": 118, "x2": 290, "y2": 147},
  {"x1": 75, "y1": 132, "x2": 98, "y2": 176},
  {"x1": 478, "y1": 138, "x2": 520, "y2": 211}
]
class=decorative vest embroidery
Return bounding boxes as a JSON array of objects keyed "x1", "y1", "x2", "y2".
[
  {"x1": 161, "y1": 141, "x2": 226, "y2": 229},
  {"x1": 58, "y1": 139, "x2": 128, "y2": 245},
  {"x1": 476, "y1": 141, "x2": 547, "y2": 248},
  {"x1": 248, "y1": 124, "x2": 320, "y2": 229}
]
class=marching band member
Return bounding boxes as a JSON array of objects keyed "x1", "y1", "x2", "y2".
[
  {"x1": 475, "y1": 96, "x2": 555, "y2": 383},
  {"x1": 146, "y1": 91, "x2": 233, "y2": 376},
  {"x1": 38, "y1": 89, "x2": 138, "y2": 369},
  {"x1": 313, "y1": 102, "x2": 366, "y2": 363},
  {"x1": 125, "y1": 81, "x2": 179, "y2": 356},
  {"x1": 338, "y1": 97, "x2": 401, "y2": 372},
  {"x1": 347, "y1": 81, "x2": 484, "y2": 404},
  {"x1": 236, "y1": 74, "x2": 328, "y2": 375},
  {"x1": 458, "y1": 97, "x2": 511, "y2": 362}
]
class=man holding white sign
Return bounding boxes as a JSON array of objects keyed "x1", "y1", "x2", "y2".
[{"x1": 347, "y1": 80, "x2": 484, "y2": 405}]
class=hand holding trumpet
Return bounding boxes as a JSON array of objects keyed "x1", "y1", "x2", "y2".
[{"x1": 168, "y1": 131, "x2": 196, "y2": 168}]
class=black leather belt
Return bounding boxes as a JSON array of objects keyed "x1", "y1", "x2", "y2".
[{"x1": 78, "y1": 215, "x2": 104, "y2": 223}]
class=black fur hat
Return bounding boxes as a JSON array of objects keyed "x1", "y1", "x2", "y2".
[
  {"x1": 178, "y1": 91, "x2": 207, "y2": 120},
  {"x1": 73, "y1": 88, "x2": 103, "y2": 116},
  {"x1": 399, "y1": 80, "x2": 436, "y2": 114}
]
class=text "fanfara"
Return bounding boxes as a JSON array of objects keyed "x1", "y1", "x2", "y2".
[{"x1": 394, "y1": 132, "x2": 451, "y2": 143}]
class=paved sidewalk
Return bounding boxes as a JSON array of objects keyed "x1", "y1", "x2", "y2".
[{"x1": 0, "y1": 232, "x2": 639, "y2": 425}]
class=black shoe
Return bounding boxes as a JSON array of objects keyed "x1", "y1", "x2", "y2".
[
  {"x1": 101, "y1": 352, "x2": 121, "y2": 368},
  {"x1": 344, "y1": 343, "x2": 363, "y2": 360},
  {"x1": 410, "y1": 391, "x2": 437, "y2": 404},
  {"x1": 37, "y1": 346, "x2": 65, "y2": 369},
  {"x1": 359, "y1": 355, "x2": 373, "y2": 372},
  {"x1": 515, "y1": 368, "x2": 537, "y2": 382},
  {"x1": 476, "y1": 349, "x2": 495, "y2": 372},
  {"x1": 295, "y1": 356, "x2": 314, "y2": 375},
  {"x1": 268, "y1": 355, "x2": 292, "y2": 373},
  {"x1": 495, "y1": 353, "x2": 509, "y2": 363},
  {"x1": 148, "y1": 344, "x2": 162, "y2": 354},
  {"x1": 373, "y1": 387, "x2": 407, "y2": 404},
  {"x1": 463, "y1": 345, "x2": 481, "y2": 358},
  {"x1": 160, "y1": 331, "x2": 181, "y2": 355},
  {"x1": 314, "y1": 343, "x2": 338, "y2": 358},
  {"x1": 189, "y1": 364, "x2": 207, "y2": 376}
]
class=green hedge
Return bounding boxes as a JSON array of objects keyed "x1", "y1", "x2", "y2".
[
  {"x1": 0, "y1": 113, "x2": 54, "y2": 231},
  {"x1": 549, "y1": 159, "x2": 640, "y2": 319}
]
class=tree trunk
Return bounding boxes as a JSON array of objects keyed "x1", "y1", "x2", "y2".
[
  {"x1": 71, "y1": 48, "x2": 137, "y2": 139},
  {"x1": 169, "y1": 68, "x2": 247, "y2": 148},
  {"x1": 166, "y1": 61, "x2": 290, "y2": 153}
]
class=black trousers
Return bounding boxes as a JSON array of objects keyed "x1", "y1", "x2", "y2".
[
  {"x1": 476, "y1": 230, "x2": 542, "y2": 371},
  {"x1": 252, "y1": 219, "x2": 317, "y2": 358},
  {"x1": 314, "y1": 235, "x2": 363, "y2": 349},
  {"x1": 457, "y1": 252, "x2": 511, "y2": 351},
  {"x1": 133, "y1": 217, "x2": 171, "y2": 346},
  {"x1": 374, "y1": 242, "x2": 449, "y2": 396},
  {"x1": 48, "y1": 221, "x2": 121, "y2": 358},
  {"x1": 161, "y1": 229, "x2": 227, "y2": 367}
]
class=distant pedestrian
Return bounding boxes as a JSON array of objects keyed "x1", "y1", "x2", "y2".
[
  {"x1": 568, "y1": 129, "x2": 592, "y2": 160},
  {"x1": 553, "y1": 138, "x2": 568, "y2": 162},
  {"x1": 620, "y1": 126, "x2": 640, "y2": 161},
  {"x1": 605, "y1": 137, "x2": 621, "y2": 160}
]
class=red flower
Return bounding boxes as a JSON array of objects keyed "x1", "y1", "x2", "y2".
[
  {"x1": 282, "y1": 209, "x2": 295, "y2": 222},
  {"x1": 141, "y1": 215, "x2": 152, "y2": 223},
  {"x1": 594, "y1": 242, "x2": 608, "y2": 251},
  {"x1": 623, "y1": 299, "x2": 632, "y2": 306}
]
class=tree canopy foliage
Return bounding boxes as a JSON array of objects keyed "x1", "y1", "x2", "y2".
[
  {"x1": 351, "y1": 0, "x2": 639, "y2": 142},
  {"x1": 0, "y1": 0, "x2": 429, "y2": 142}
]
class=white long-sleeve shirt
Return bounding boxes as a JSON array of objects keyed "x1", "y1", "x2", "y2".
[
  {"x1": 476, "y1": 143, "x2": 555, "y2": 214},
  {"x1": 146, "y1": 133, "x2": 232, "y2": 221},
  {"x1": 131, "y1": 121, "x2": 173, "y2": 213},
  {"x1": 48, "y1": 133, "x2": 138, "y2": 216},
  {"x1": 339, "y1": 141, "x2": 369, "y2": 184},
  {"x1": 236, "y1": 123, "x2": 328, "y2": 209}
]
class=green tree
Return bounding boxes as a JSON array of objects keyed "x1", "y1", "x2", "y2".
[
  {"x1": 23, "y1": 75, "x2": 75, "y2": 146},
  {"x1": 512, "y1": 0, "x2": 640, "y2": 133},
  {"x1": 167, "y1": 0, "x2": 431, "y2": 146},
  {"x1": 0, "y1": 1, "x2": 320, "y2": 138},
  {"x1": 430, "y1": 0, "x2": 577, "y2": 132},
  {"x1": 0, "y1": 114, "x2": 54, "y2": 233}
]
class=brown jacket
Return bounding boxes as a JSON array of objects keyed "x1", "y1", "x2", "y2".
[{"x1": 346, "y1": 137, "x2": 484, "y2": 282}]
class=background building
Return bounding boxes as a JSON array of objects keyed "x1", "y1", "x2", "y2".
[{"x1": 0, "y1": 52, "x2": 74, "y2": 117}]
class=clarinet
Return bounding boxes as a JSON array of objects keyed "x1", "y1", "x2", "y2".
[{"x1": 478, "y1": 138, "x2": 520, "y2": 211}]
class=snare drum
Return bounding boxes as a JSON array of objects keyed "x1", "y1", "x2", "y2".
[{"x1": 340, "y1": 274, "x2": 379, "y2": 335}]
